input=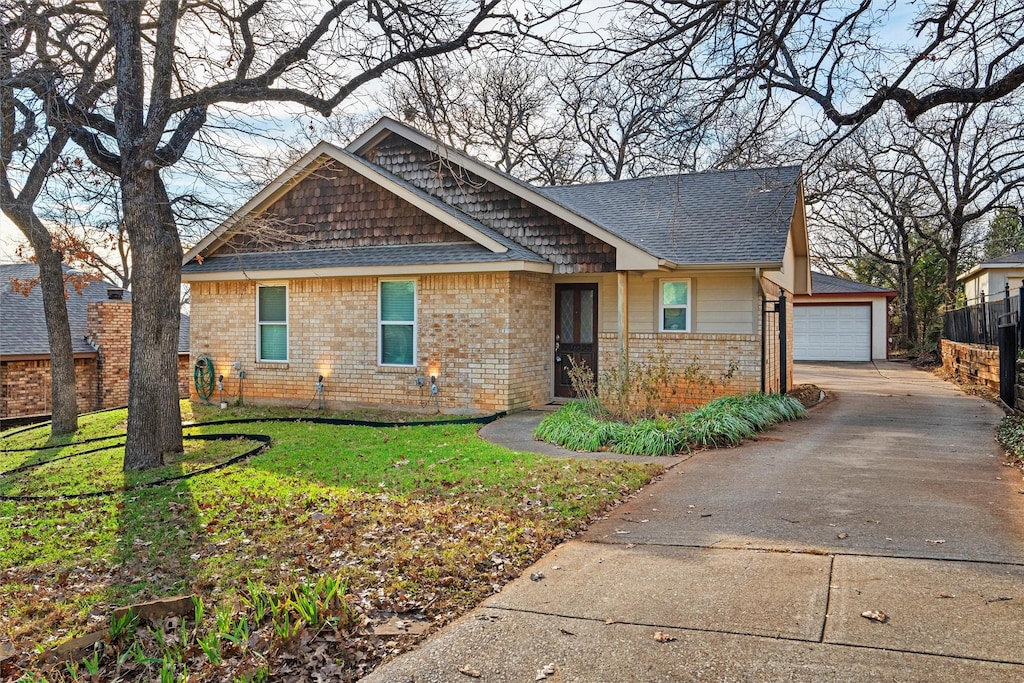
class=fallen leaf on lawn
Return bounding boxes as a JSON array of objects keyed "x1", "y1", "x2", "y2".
[
  {"x1": 653, "y1": 631, "x2": 677, "y2": 643},
  {"x1": 861, "y1": 610, "x2": 888, "y2": 623},
  {"x1": 459, "y1": 666, "x2": 482, "y2": 678}
]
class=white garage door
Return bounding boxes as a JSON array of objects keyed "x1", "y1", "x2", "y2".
[{"x1": 794, "y1": 305, "x2": 871, "y2": 361}]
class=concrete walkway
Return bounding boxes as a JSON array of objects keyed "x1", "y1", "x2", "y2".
[{"x1": 362, "y1": 362, "x2": 1024, "y2": 682}]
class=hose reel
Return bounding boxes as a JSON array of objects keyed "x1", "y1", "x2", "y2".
[{"x1": 193, "y1": 355, "x2": 215, "y2": 405}]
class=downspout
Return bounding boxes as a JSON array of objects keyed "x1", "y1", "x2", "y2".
[{"x1": 756, "y1": 268, "x2": 765, "y2": 393}]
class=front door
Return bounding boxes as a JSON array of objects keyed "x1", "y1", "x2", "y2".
[{"x1": 554, "y1": 283, "x2": 598, "y2": 397}]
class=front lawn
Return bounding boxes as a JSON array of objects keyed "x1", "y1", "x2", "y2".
[{"x1": 0, "y1": 403, "x2": 660, "y2": 681}]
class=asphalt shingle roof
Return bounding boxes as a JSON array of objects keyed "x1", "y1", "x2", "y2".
[
  {"x1": 1, "y1": 263, "x2": 189, "y2": 356},
  {"x1": 536, "y1": 166, "x2": 802, "y2": 265},
  {"x1": 810, "y1": 271, "x2": 895, "y2": 295},
  {"x1": 181, "y1": 241, "x2": 546, "y2": 276},
  {"x1": 978, "y1": 250, "x2": 1024, "y2": 266}
]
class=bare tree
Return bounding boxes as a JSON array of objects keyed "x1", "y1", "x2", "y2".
[
  {"x1": 811, "y1": 115, "x2": 938, "y2": 347},
  {"x1": 2, "y1": 6, "x2": 113, "y2": 435},
  {"x1": 894, "y1": 100, "x2": 1024, "y2": 296},
  {"x1": 811, "y1": 98, "x2": 1024, "y2": 346},
  {"x1": 611, "y1": 1, "x2": 1024, "y2": 129},
  {"x1": 554, "y1": 64, "x2": 689, "y2": 180},
  {"x1": 386, "y1": 54, "x2": 573, "y2": 180},
  {"x1": 8, "y1": 0, "x2": 522, "y2": 469}
]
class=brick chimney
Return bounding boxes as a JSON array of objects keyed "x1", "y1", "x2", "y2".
[{"x1": 86, "y1": 299, "x2": 132, "y2": 409}]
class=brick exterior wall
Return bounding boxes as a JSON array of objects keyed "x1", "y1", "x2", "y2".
[
  {"x1": 941, "y1": 339, "x2": 1000, "y2": 389},
  {"x1": 189, "y1": 271, "x2": 785, "y2": 414},
  {"x1": 509, "y1": 272, "x2": 553, "y2": 409},
  {"x1": 598, "y1": 332, "x2": 761, "y2": 410},
  {"x1": 2, "y1": 301, "x2": 190, "y2": 421},
  {"x1": 189, "y1": 272, "x2": 551, "y2": 414},
  {"x1": 1, "y1": 357, "x2": 100, "y2": 419}
]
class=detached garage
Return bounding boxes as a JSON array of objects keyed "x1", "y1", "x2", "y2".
[{"x1": 793, "y1": 272, "x2": 896, "y2": 361}]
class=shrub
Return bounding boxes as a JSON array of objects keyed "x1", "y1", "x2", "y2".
[{"x1": 535, "y1": 391, "x2": 807, "y2": 456}]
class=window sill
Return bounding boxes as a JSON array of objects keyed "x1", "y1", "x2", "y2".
[{"x1": 256, "y1": 361, "x2": 289, "y2": 368}]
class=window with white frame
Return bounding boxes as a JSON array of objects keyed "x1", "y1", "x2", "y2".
[
  {"x1": 379, "y1": 280, "x2": 416, "y2": 366},
  {"x1": 659, "y1": 279, "x2": 691, "y2": 332},
  {"x1": 257, "y1": 284, "x2": 288, "y2": 361}
]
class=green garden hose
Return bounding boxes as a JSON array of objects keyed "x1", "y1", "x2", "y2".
[{"x1": 193, "y1": 355, "x2": 215, "y2": 404}]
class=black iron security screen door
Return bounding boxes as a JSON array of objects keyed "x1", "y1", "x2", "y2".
[{"x1": 554, "y1": 283, "x2": 598, "y2": 398}]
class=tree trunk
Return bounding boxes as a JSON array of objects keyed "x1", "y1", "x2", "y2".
[
  {"x1": 36, "y1": 246, "x2": 80, "y2": 434},
  {"x1": 897, "y1": 230, "x2": 919, "y2": 347},
  {"x1": 122, "y1": 172, "x2": 183, "y2": 471},
  {"x1": 6, "y1": 208, "x2": 79, "y2": 434}
]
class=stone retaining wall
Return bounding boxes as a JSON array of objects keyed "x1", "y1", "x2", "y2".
[{"x1": 940, "y1": 339, "x2": 1000, "y2": 390}]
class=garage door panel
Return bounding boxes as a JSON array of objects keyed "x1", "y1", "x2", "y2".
[{"x1": 794, "y1": 305, "x2": 871, "y2": 361}]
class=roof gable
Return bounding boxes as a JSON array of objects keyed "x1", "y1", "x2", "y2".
[
  {"x1": 350, "y1": 118, "x2": 660, "y2": 271},
  {"x1": 183, "y1": 142, "x2": 518, "y2": 265}
]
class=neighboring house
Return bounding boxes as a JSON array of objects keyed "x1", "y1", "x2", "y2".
[
  {"x1": 958, "y1": 251, "x2": 1024, "y2": 304},
  {"x1": 793, "y1": 272, "x2": 896, "y2": 362},
  {"x1": 0, "y1": 263, "x2": 190, "y2": 424},
  {"x1": 181, "y1": 117, "x2": 810, "y2": 414}
]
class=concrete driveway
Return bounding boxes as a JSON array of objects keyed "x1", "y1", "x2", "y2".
[{"x1": 362, "y1": 362, "x2": 1024, "y2": 682}]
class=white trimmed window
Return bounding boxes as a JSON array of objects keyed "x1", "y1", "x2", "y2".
[
  {"x1": 257, "y1": 284, "x2": 288, "y2": 361},
  {"x1": 659, "y1": 279, "x2": 691, "y2": 332},
  {"x1": 379, "y1": 280, "x2": 416, "y2": 366}
]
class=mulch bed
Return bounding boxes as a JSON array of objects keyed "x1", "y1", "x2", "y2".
[{"x1": 787, "y1": 384, "x2": 824, "y2": 408}]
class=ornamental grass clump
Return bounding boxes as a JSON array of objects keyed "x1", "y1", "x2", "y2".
[
  {"x1": 534, "y1": 391, "x2": 807, "y2": 456},
  {"x1": 611, "y1": 418, "x2": 683, "y2": 456}
]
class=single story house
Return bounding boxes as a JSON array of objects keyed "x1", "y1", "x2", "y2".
[
  {"x1": 793, "y1": 271, "x2": 896, "y2": 362},
  {"x1": 181, "y1": 117, "x2": 810, "y2": 414},
  {"x1": 958, "y1": 250, "x2": 1024, "y2": 304},
  {"x1": 0, "y1": 262, "x2": 190, "y2": 425}
]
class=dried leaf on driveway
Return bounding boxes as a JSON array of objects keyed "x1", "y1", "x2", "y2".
[
  {"x1": 535, "y1": 662, "x2": 556, "y2": 680},
  {"x1": 459, "y1": 666, "x2": 482, "y2": 678},
  {"x1": 861, "y1": 610, "x2": 888, "y2": 623},
  {"x1": 653, "y1": 631, "x2": 677, "y2": 642}
]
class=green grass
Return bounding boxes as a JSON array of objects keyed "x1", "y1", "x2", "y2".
[
  {"x1": 1, "y1": 402, "x2": 660, "y2": 680},
  {"x1": 535, "y1": 392, "x2": 808, "y2": 456}
]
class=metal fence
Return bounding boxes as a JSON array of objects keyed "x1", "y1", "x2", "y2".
[{"x1": 943, "y1": 288, "x2": 1022, "y2": 347}]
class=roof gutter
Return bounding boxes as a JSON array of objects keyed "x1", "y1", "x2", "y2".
[{"x1": 656, "y1": 259, "x2": 784, "y2": 272}]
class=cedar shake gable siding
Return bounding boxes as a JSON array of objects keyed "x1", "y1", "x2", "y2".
[
  {"x1": 221, "y1": 157, "x2": 472, "y2": 254},
  {"x1": 362, "y1": 134, "x2": 615, "y2": 274}
]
